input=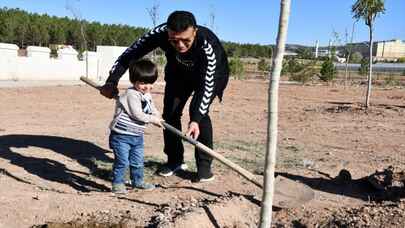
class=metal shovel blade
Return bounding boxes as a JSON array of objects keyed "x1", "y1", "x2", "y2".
[{"x1": 273, "y1": 176, "x2": 315, "y2": 208}]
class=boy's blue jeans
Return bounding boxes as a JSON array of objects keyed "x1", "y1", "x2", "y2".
[{"x1": 109, "y1": 131, "x2": 144, "y2": 186}]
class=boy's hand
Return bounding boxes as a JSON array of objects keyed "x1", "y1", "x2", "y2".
[
  {"x1": 100, "y1": 83, "x2": 118, "y2": 99},
  {"x1": 145, "y1": 84, "x2": 153, "y2": 94},
  {"x1": 150, "y1": 116, "x2": 164, "y2": 128},
  {"x1": 186, "y1": 121, "x2": 200, "y2": 140}
]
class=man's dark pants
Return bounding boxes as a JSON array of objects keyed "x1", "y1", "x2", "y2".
[{"x1": 162, "y1": 74, "x2": 214, "y2": 179}]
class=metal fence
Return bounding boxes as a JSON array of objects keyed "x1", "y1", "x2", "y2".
[{"x1": 335, "y1": 63, "x2": 405, "y2": 73}]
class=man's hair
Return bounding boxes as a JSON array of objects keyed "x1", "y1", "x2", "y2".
[
  {"x1": 167, "y1": 11, "x2": 197, "y2": 32},
  {"x1": 128, "y1": 59, "x2": 158, "y2": 84}
]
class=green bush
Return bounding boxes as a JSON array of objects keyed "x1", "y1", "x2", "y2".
[
  {"x1": 350, "y1": 51, "x2": 363, "y2": 63},
  {"x1": 397, "y1": 57, "x2": 405, "y2": 63},
  {"x1": 296, "y1": 47, "x2": 314, "y2": 60},
  {"x1": 384, "y1": 75, "x2": 399, "y2": 86},
  {"x1": 50, "y1": 49, "x2": 58, "y2": 58},
  {"x1": 282, "y1": 58, "x2": 303, "y2": 76},
  {"x1": 319, "y1": 58, "x2": 336, "y2": 82},
  {"x1": 289, "y1": 60, "x2": 319, "y2": 84},
  {"x1": 257, "y1": 58, "x2": 270, "y2": 72},
  {"x1": 229, "y1": 57, "x2": 245, "y2": 80},
  {"x1": 358, "y1": 58, "x2": 369, "y2": 76},
  {"x1": 289, "y1": 69, "x2": 313, "y2": 84}
]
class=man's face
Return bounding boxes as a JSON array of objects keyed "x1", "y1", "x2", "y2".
[{"x1": 168, "y1": 26, "x2": 197, "y2": 53}]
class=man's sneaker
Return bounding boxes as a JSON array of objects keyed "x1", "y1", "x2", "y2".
[
  {"x1": 199, "y1": 175, "x2": 215, "y2": 183},
  {"x1": 111, "y1": 183, "x2": 128, "y2": 194},
  {"x1": 158, "y1": 163, "x2": 188, "y2": 177},
  {"x1": 133, "y1": 182, "x2": 156, "y2": 190}
]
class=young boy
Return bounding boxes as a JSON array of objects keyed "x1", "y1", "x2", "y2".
[{"x1": 109, "y1": 59, "x2": 163, "y2": 194}]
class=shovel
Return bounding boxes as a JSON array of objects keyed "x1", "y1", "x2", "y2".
[{"x1": 80, "y1": 76, "x2": 315, "y2": 208}]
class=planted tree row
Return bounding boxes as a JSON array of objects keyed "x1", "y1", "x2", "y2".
[
  {"x1": 0, "y1": 7, "x2": 272, "y2": 58},
  {"x1": 0, "y1": 7, "x2": 148, "y2": 51}
]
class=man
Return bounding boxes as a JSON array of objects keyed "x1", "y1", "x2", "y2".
[{"x1": 100, "y1": 11, "x2": 229, "y2": 182}]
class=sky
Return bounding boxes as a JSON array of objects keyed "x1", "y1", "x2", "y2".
[{"x1": 0, "y1": 0, "x2": 404, "y2": 47}]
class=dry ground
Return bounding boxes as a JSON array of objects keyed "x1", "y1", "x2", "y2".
[{"x1": 0, "y1": 80, "x2": 404, "y2": 227}]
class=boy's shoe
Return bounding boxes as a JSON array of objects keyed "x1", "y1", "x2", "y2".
[
  {"x1": 112, "y1": 183, "x2": 128, "y2": 194},
  {"x1": 158, "y1": 163, "x2": 188, "y2": 177},
  {"x1": 198, "y1": 175, "x2": 215, "y2": 183},
  {"x1": 133, "y1": 182, "x2": 156, "y2": 190}
]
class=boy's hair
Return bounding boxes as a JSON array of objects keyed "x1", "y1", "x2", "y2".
[
  {"x1": 167, "y1": 11, "x2": 197, "y2": 32},
  {"x1": 128, "y1": 59, "x2": 158, "y2": 84}
]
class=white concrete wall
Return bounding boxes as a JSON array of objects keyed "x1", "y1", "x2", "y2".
[
  {"x1": 0, "y1": 43, "x2": 129, "y2": 82},
  {"x1": 0, "y1": 43, "x2": 19, "y2": 80},
  {"x1": 97, "y1": 45, "x2": 129, "y2": 82}
]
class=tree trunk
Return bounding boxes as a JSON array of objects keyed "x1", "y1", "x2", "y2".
[
  {"x1": 344, "y1": 22, "x2": 356, "y2": 87},
  {"x1": 259, "y1": 0, "x2": 291, "y2": 227},
  {"x1": 365, "y1": 24, "x2": 373, "y2": 108}
]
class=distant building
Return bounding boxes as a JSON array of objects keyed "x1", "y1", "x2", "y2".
[
  {"x1": 349, "y1": 39, "x2": 405, "y2": 61},
  {"x1": 374, "y1": 39, "x2": 405, "y2": 60},
  {"x1": 316, "y1": 49, "x2": 330, "y2": 57},
  {"x1": 313, "y1": 49, "x2": 346, "y2": 62},
  {"x1": 284, "y1": 51, "x2": 298, "y2": 56}
]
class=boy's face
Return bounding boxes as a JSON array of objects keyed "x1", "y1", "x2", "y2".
[
  {"x1": 134, "y1": 81, "x2": 153, "y2": 94},
  {"x1": 168, "y1": 26, "x2": 197, "y2": 53}
]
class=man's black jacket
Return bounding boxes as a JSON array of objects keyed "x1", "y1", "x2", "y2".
[{"x1": 106, "y1": 23, "x2": 229, "y2": 123}]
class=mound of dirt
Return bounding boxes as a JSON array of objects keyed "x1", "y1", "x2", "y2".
[
  {"x1": 318, "y1": 201, "x2": 405, "y2": 227},
  {"x1": 161, "y1": 196, "x2": 259, "y2": 228}
]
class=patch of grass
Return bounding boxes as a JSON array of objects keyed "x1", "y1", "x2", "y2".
[
  {"x1": 215, "y1": 140, "x2": 265, "y2": 156},
  {"x1": 214, "y1": 140, "x2": 266, "y2": 174},
  {"x1": 284, "y1": 145, "x2": 299, "y2": 152},
  {"x1": 213, "y1": 140, "x2": 305, "y2": 174},
  {"x1": 143, "y1": 155, "x2": 166, "y2": 180},
  {"x1": 88, "y1": 157, "x2": 113, "y2": 181},
  {"x1": 277, "y1": 145, "x2": 304, "y2": 169},
  {"x1": 223, "y1": 155, "x2": 265, "y2": 175},
  {"x1": 88, "y1": 155, "x2": 168, "y2": 183},
  {"x1": 276, "y1": 156, "x2": 303, "y2": 169},
  {"x1": 384, "y1": 75, "x2": 400, "y2": 87},
  {"x1": 184, "y1": 159, "x2": 197, "y2": 173}
]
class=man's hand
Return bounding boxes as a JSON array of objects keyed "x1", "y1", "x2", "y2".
[
  {"x1": 186, "y1": 121, "x2": 200, "y2": 140},
  {"x1": 100, "y1": 83, "x2": 118, "y2": 99}
]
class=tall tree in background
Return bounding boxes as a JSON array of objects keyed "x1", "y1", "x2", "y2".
[
  {"x1": 66, "y1": 0, "x2": 89, "y2": 77},
  {"x1": 49, "y1": 21, "x2": 66, "y2": 45},
  {"x1": 147, "y1": 0, "x2": 159, "y2": 28},
  {"x1": 14, "y1": 11, "x2": 29, "y2": 47},
  {"x1": 352, "y1": 0, "x2": 385, "y2": 108},
  {"x1": 208, "y1": 5, "x2": 217, "y2": 32},
  {"x1": 0, "y1": 7, "x2": 270, "y2": 58},
  {"x1": 85, "y1": 22, "x2": 103, "y2": 50},
  {"x1": 344, "y1": 21, "x2": 356, "y2": 87},
  {"x1": 0, "y1": 9, "x2": 17, "y2": 43},
  {"x1": 147, "y1": 0, "x2": 159, "y2": 60},
  {"x1": 259, "y1": 0, "x2": 291, "y2": 227},
  {"x1": 27, "y1": 17, "x2": 42, "y2": 45}
]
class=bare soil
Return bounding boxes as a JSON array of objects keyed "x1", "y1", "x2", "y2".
[{"x1": 0, "y1": 80, "x2": 404, "y2": 227}]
